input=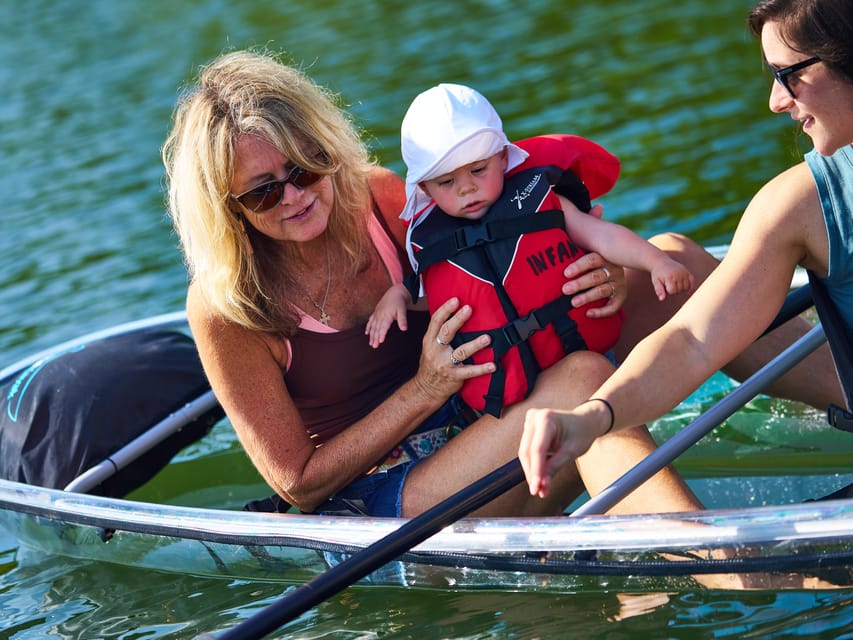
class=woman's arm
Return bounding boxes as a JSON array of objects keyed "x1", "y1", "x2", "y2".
[{"x1": 189, "y1": 286, "x2": 493, "y2": 512}]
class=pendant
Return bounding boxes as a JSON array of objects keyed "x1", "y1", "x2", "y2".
[{"x1": 319, "y1": 310, "x2": 331, "y2": 325}]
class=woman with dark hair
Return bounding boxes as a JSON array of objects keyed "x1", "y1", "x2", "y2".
[{"x1": 519, "y1": 0, "x2": 853, "y2": 500}]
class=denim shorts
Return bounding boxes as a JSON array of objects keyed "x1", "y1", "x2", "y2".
[{"x1": 316, "y1": 395, "x2": 474, "y2": 517}]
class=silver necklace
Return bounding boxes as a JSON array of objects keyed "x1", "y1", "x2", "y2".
[{"x1": 298, "y1": 241, "x2": 332, "y2": 325}]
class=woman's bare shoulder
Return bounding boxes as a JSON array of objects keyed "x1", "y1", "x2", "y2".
[
  {"x1": 367, "y1": 165, "x2": 408, "y2": 243},
  {"x1": 367, "y1": 164, "x2": 404, "y2": 188},
  {"x1": 750, "y1": 161, "x2": 818, "y2": 216},
  {"x1": 367, "y1": 166, "x2": 406, "y2": 211},
  {"x1": 186, "y1": 282, "x2": 287, "y2": 365},
  {"x1": 186, "y1": 282, "x2": 218, "y2": 330},
  {"x1": 740, "y1": 160, "x2": 825, "y2": 271}
]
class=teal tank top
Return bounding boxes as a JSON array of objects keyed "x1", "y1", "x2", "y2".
[{"x1": 805, "y1": 144, "x2": 853, "y2": 333}]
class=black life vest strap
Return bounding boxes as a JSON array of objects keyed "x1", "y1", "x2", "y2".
[
  {"x1": 807, "y1": 271, "x2": 853, "y2": 433},
  {"x1": 403, "y1": 271, "x2": 421, "y2": 302},
  {"x1": 480, "y1": 362, "x2": 510, "y2": 418},
  {"x1": 829, "y1": 405, "x2": 853, "y2": 434},
  {"x1": 413, "y1": 209, "x2": 565, "y2": 275},
  {"x1": 453, "y1": 295, "x2": 587, "y2": 417},
  {"x1": 554, "y1": 167, "x2": 592, "y2": 212},
  {"x1": 455, "y1": 295, "x2": 583, "y2": 358}
]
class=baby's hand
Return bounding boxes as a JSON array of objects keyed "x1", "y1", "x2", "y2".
[
  {"x1": 650, "y1": 258, "x2": 694, "y2": 301},
  {"x1": 365, "y1": 285, "x2": 410, "y2": 348},
  {"x1": 588, "y1": 203, "x2": 604, "y2": 220}
]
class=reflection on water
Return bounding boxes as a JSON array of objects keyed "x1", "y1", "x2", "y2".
[
  {"x1": 1, "y1": 1, "x2": 848, "y2": 639},
  {"x1": 9, "y1": 570, "x2": 847, "y2": 640}
]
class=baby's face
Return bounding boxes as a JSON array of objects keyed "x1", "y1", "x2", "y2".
[{"x1": 420, "y1": 150, "x2": 508, "y2": 220}]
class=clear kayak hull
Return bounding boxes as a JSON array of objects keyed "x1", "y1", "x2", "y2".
[{"x1": 1, "y1": 477, "x2": 852, "y2": 592}]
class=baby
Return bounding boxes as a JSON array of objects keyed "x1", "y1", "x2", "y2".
[{"x1": 367, "y1": 83, "x2": 692, "y2": 416}]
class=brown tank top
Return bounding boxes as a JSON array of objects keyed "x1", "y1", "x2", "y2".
[
  {"x1": 286, "y1": 312, "x2": 429, "y2": 443},
  {"x1": 283, "y1": 205, "x2": 430, "y2": 443}
]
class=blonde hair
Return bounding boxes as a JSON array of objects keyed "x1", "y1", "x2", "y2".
[{"x1": 163, "y1": 50, "x2": 374, "y2": 334}]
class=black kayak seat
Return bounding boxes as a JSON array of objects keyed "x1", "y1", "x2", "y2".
[{"x1": 0, "y1": 329, "x2": 223, "y2": 497}]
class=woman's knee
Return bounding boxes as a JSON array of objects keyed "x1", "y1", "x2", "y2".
[
  {"x1": 647, "y1": 232, "x2": 692, "y2": 251},
  {"x1": 648, "y1": 232, "x2": 718, "y2": 281},
  {"x1": 533, "y1": 350, "x2": 615, "y2": 407},
  {"x1": 554, "y1": 349, "x2": 614, "y2": 380}
]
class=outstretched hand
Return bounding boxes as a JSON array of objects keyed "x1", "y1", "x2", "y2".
[
  {"x1": 518, "y1": 402, "x2": 611, "y2": 498},
  {"x1": 366, "y1": 283, "x2": 410, "y2": 348},
  {"x1": 650, "y1": 258, "x2": 694, "y2": 301}
]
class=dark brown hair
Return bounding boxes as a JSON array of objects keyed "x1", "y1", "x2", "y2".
[{"x1": 748, "y1": 0, "x2": 853, "y2": 84}]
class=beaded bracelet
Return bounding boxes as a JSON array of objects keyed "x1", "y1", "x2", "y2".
[{"x1": 589, "y1": 398, "x2": 615, "y2": 435}]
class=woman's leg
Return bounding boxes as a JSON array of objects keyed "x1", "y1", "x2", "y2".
[
  {"x1": 617, "y1": 233, "x2": 842, "y2": 410},
  {"x1": 574, "y1": 424, "x2": 702, "y2": 515},
  {"x1": 401, "y1": 351, "x2": 608, "y2": 518},
  {"x1": 401, "y1": 350, "x2": 702, "y2": 518}
]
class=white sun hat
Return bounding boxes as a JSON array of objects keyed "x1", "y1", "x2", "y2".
[{"x1": 399, "y1": 83, "x2": 528, "y2": 222}]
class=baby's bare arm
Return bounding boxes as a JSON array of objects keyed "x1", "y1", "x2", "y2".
[
  {"x1": 366, "y1": 283, "x2": 413, "y2": 348},
  {"x1": 559, "y1": 196, "x2": 693, "y2": 300}
]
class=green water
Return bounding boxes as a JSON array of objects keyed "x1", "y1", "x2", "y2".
[{"x1": 1, "y1": 0, "x2": 852, "y2": 638}]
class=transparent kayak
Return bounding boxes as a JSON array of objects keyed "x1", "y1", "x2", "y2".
[
  {"x1": 1, "y1": 476, "x2": 852, "y2": 592},
  {"x1": 1, "y1": 259, "x2": 852, "y2": 593}
]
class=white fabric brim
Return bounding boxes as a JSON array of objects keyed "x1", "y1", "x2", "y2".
[{"x1": 401, "y1": 136, "x2": 528, "y2": 222}]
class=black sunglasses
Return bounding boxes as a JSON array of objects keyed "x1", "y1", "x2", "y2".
[
  {"x1": 233, "y1": 156, "x2": 328, "y2": 213},
  {"x1": 768, "y1": 56, "x2": 821, "y2": 99}
]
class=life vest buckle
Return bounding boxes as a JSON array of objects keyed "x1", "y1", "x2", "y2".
[
  {"x1": 501, "y1": 311, "x2": 546, "y2": 347},
  {"x1": 453, "y1": 224, "x2": 493, "y2": 251},
  {"x1": 827, "y1": 404, "x2": 853, "y2": 434}
]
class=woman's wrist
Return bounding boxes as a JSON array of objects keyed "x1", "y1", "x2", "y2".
[
  {"x1": 587, "y1": 398, "x2": 615, "y2": 437},
  {"x1": 405, "y1": 375, "x2": 449, "y2": 418}
]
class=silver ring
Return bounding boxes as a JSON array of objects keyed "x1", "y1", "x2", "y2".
[
  {"x1": 609, "y1": 282, "x2": 617, "y2": 298},
  {"x1": 602, "y1": 267, "x2": 611, "y2": 282},
  {"x1": 436, "y1": 336, "x2": 449, "y2": 346},
  {"x1": 451, "y1": 353, "x2": 461, "y2": 366}
]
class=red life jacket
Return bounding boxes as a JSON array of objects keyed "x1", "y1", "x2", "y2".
[{"x1": 408, "y1": 134, "x2": 624, "y2": 417}]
